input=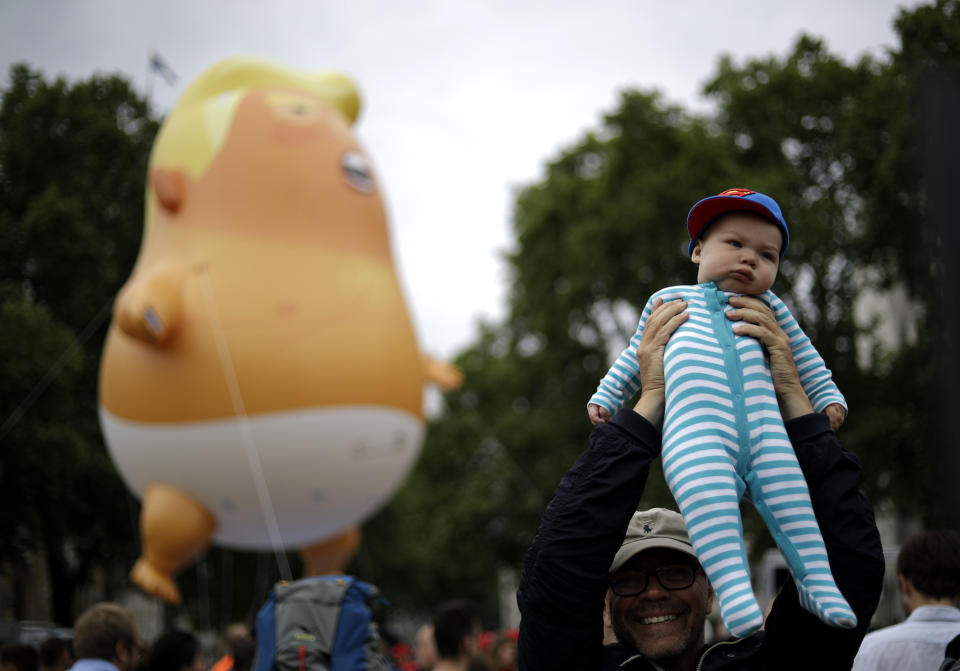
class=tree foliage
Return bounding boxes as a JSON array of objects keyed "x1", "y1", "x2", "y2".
[
  {"x1": 360, "y1": 0, "x2": 960, "y2": 622},
  {"x1": 0, "y1": 64, "x2": 160, "y2": 624},
  {"x1": 0, "y1": 64, "x2": 301, "y2": 631}
]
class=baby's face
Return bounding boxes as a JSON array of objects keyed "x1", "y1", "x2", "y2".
[{"x1": 691, "y1": 213, "x2": 781, "y2": 294}]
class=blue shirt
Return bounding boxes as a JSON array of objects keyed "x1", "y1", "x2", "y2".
[
  {"x1": 70, "y1": 659, "x2": 122, "y2": 671},
  {"x1": 852, "y1": 605, "x2": 960, "y2": 671}
]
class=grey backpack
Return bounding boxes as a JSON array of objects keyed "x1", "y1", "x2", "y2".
[{"x1": 253, "y1": 576, "x2": 393, "y2": 671}]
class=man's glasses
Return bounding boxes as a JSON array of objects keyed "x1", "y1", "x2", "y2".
[{"x1": 609, "y1": 564, "x2": 697, "y2": 596}]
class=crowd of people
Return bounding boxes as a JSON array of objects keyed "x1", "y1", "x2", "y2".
[
  {"x1": 2, "y1": 561, "x2": 959, "y2": 671},
  {"x1": 0, "y1": 599, "x2": 513, "y2": 671},
  {"x1": 0, "y1": 607, "x2": 246, "y2": 671},
  {"x1": 389, "y1": 611, "x2": 517, "y2": 671}
]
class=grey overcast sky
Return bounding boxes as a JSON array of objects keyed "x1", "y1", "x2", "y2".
[{"x1": 1, "y1": 0, "x2": 917, "y2": 360}]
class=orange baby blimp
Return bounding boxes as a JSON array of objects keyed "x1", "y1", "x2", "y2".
[{"x1": 98, "y1": 57, "x2": 461, "y2": 604}]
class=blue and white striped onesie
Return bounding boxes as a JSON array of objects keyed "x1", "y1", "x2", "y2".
[{"x1": 590, "y1": 282, "x2": 856, "y2": 638}]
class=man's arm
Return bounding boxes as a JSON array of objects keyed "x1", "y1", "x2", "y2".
[
  {"x1": 517, "y1": 411, "x2": 662, "y2": 671},
  {"x1": 518, "y1": 299, "x2": 687, "y2": 671}
]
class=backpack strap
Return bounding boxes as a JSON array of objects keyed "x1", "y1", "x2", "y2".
[
  {"x1": 331, "y1": 580, "x2": 376, "y2": 670},
  {"x1": 254, "y1": 587, "x2": 280, "y2": 671}
]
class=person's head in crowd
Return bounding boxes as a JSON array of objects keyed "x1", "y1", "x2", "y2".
[
  {"x1": 484, "y1": 634, "x2": 517, "y2": 671},
  {"x1": 226, "y1": 637, "x2": 252, "y2": 671},
  {"x1": 412, "y1": 624, "x2": 437, "y2": 671},
  {"x1": 433, "y1": 601, "x2": 480, "y2": 665},
  {"x1": 73, "y1": 603, "x2": 143, "y2": 671},
  {"x1": 210, "y1": 623, "x2": 250, "y2": 671},
  {"x1": 896, "y1": 528, "x2": 960, "y2": 614},
  {"x1": 606, "y1": 509, "x2": 715, "y2": 668},
  {"x1": 220, "y1": 625, "x2": 249, "y2": 660},
  {"x1": 146, "y1": 630, "x2": 203, "y2": 671},
  {"x1": 39, "y1": 638, "x2": 73, "y2": 671},
  {"x1": 1, "y1": 644, "x2": 39, "y2": 671}
]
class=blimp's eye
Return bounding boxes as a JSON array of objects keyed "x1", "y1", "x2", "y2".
[
  {"x1": 341, "y1": 151, "x2": 374, "y2": 193},
  {"x1": 267, "y1": 93, "x2": 320, "y2": 122}
]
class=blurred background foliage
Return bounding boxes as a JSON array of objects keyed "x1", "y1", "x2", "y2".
[{"x1": 0, "y1": 0, "x2": 957, "y2": 631}]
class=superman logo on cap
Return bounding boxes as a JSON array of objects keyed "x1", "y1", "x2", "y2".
[{"x1": 718, "y1": 188, "x2": 755, "y2": 197}]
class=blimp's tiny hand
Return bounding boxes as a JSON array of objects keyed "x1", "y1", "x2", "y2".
[
  {"x1": 423, "y1": 355, "x2": 464, "y2": 391},
  {"x1": 114, "y1": 267, "x2": 185, "y2": 344},
  {"x1": 116, "y1": 288, "x2": 173, "y2": 343}
]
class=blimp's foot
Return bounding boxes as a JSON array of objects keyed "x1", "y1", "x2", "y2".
[
  {"x1": 131, "y1": 557, "x2": 182, "y2": 605},
  {"x1": 300, "y1": 526, "x2": 361, "y2": 576},
  {"x1": 131, "y1": 483, "x2": 217, "y2": 605}
]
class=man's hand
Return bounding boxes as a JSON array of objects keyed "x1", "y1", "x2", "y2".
[
  {"x1": 823, "y1": 403, "x2": 846, "y2": 431},
  {"x1": 725, "y1": 295, "x2": 814, "y2": 421},
  {"x1": 588, "y1": 403, "x2": 611, "y2": 425},
  {"x1": 632, "y1": 298, "x2": 688, "y2": 429}
]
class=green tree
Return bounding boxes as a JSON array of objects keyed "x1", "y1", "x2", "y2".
[
  {"x1": 0, "y1": 64, "x2": 160, "y2": 624},
  {"x1": 850, "y1": 0, "x2": 960, "y2": 526},
  {"x1": 360, "y1": 0, "x2": 960, "y2": 620}
]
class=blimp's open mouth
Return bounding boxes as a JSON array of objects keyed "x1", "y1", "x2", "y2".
[{"x1": 99, "y1": 405, "x2": 423, "y2": 549}]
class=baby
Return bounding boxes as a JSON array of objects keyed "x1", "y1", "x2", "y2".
[{"x1": 588, "y1": 188, "x2": 855, "y2": 638}]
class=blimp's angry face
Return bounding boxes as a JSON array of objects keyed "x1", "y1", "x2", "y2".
[
  {"x1": 102, "y1": 76, "x2": 426, "y2": 425},
  {"x1": 152, "y1": 87, "x2": 392, "y2": 263}
]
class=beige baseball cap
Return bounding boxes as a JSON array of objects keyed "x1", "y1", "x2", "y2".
[{"x1": 609, "y1": 508, "x2": 698, "y2": 573}]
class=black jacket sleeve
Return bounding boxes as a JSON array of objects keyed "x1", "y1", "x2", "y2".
[
  {"x1": 517, "y1": 409, "x2": 662, "y2": 671},
  {"x1": 760, "y1": 414, "x2": 885, "y2": 669}
]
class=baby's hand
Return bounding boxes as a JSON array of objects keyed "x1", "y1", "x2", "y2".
[
  {"x1": 588, "y1": 403, "x2": 610, "y2": 425},
  {"x1": 823, "y1": 403, "x2": 846, "y2": 432}
]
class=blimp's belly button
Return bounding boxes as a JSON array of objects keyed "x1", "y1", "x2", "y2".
[{"x1": 275, "y1": 300, "x2": 299, "y2": 318}]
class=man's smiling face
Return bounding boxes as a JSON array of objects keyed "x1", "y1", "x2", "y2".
[{"x1": 610, "y1": 548, "x2": 714, "y2": 663}]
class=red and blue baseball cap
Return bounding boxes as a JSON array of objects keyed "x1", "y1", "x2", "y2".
[{"x1": 686, "y1": 188, "x2": 789, "y2": 259}]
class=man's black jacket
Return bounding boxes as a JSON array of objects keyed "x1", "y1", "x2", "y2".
[{"x1": 517, "y1": 410, "x2": 884, "y2": 670}]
